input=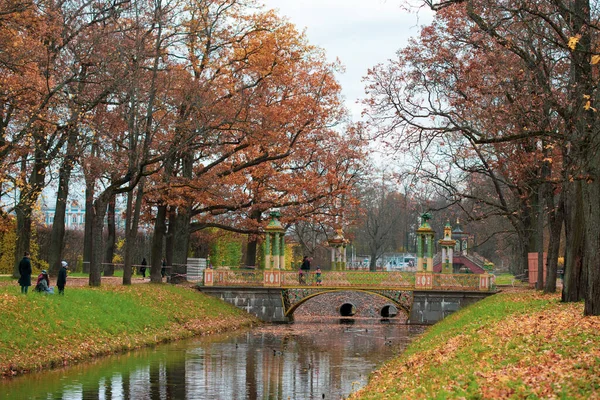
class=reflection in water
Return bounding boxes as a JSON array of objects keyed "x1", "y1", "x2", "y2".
[{"x1": 1, "y1": 318, "x2": 425, "y2": 399}]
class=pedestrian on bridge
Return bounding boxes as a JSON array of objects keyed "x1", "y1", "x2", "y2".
[{"x1": 300, "y1": 256, "x2": 311, "y2": 272}]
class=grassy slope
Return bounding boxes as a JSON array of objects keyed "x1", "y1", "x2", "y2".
[
  {"x1": 352, "y1": 291, "x2": 600, "y2": 399},
  {"x1": 0, "y1": 283, "x2": 258, "y2": 376}
]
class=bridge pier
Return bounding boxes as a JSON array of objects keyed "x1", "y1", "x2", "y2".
[
  {"x1": 199, "y1": 287, "x2": 291, "y2": 323},
  {"x1": 409, "y1": 291, "x2": 494, "y2": 324}
]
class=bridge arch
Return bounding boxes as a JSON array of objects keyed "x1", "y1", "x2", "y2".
[
  {"x1": 282, "y1": 288, "x2": 413, "y2": 318},
  {"x1": 381, "y1": 304, "x2": 398, "y2": 318}
]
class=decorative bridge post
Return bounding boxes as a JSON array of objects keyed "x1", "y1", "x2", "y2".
[
  {"x1": 416, "y1": 212, "x2": 435, "y2": 290},
  {"x1": 328, "y1": 227, "x2": 348, "y2": 271},
  {"x1": 264, "y1": 210, "x2": 285, "y2": 287},
  {"x1": 439, "y1": 222, "x2": 456, "y2": 274}
]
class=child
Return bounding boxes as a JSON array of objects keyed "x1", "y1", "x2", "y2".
[
  {"x1": 57, "y1": 261, "x2": 68, "y2": 295},
  {"x1": 35, "y1": 270, "x2": 54, "y2": 294},
  {"x1": 315, "y1": 267, "x2": 322, "y2": 286}
]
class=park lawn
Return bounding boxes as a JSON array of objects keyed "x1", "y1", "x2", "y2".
[
  {"x1": 0, "y1": 283, "x2": 258, "y2": 377},
  {"x1": 352, "y1": 290, "x2": 600, "y2": 399}
]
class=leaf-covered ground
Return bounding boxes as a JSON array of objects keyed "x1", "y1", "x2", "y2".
[
  {"x1": 0, "y1": 282, "x2": 258, "y2": 377},
  {"x1": 352, "y1": 291, "x2": 600, "y2": 399}
]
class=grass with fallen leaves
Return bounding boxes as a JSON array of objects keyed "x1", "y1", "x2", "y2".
[
  {"x1": 352, "y1": 290, "x2": 600, "y2": 399},
  {"x1": 0, "y1": 284, "x2": 258, "y2": 377}
]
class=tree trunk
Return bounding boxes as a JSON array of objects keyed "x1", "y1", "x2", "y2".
[
  {"x1": 13, "y1": 150, "x2": 46, "y2": 277},
  {"x1": 562, "y1": 180, "x2": 586, "y2": 302},
  {"x1": 123, "y1": 180, "x2": 144, "y2": 285},
  {"x1": 171, "y1": 206, "x2": 191, "y2": 267},
  {"x1": 166, "y1": 207, "x2": 175, "y2": 266},
  {"x1": 90, "y1": 192, "x2": 110, "y2": 286},
  {"x1": 246, "y1": 237, "x2": 258, "y2": 267},
  {"x1": 103, "y1": 194, "x2": 117, "y2": 276},
  {"x1": 246, "y1": 209, "x2": 263, "y2": 267},
  {"x1": 48, "y1": 161, "x2": 71, "y2": 275},
  {"x1": 170, "y1": 152, "x2": 192, "y2": 267},
  {"x1": 13, "y1": 206, "x2": 32, "y2": 278},
  {"x1": 83, "y1": 181, "x2": 95, "y2": 274},
  {"x1": 544, "y1": 191, "x2": 564, "y2": 293},
  {"x1": 369, "y1": 251, "x2": 377, "y2": 272},
  {"x1": 150, "y1": 204, "x2": 167, "y2": 282},
  {"x1": 536, "y1": 184, "x2": 545, "y2": 290},
  {"x1": 583, "y1": 164, "x2": 600, "y2": 315}
]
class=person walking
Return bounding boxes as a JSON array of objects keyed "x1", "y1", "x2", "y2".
[
  {"x1": 161, "y1": 258, "x2": 167, "y2": 280},
  {"x1": 57, "y1": 261, "x2": 68, "y2": 295},
  {"x1": 18, "y1": 252, "x2": 32, "y2": 294},
  {"x1": 140, "y1": 257, "x2": 148, "y2": 279},
  {"x1": 300, "y1": 256, "x2": 311, "y2": 272},
  {"x1": 300, "y1": 256, "x2": 311, "y2": 284}
]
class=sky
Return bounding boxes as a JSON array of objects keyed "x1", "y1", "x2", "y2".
[{"x1": 260, "y1": 0, "x2": 433, "y2": 120}]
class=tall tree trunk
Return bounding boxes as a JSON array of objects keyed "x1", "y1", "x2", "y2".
[
  {"x1": 569, "y1": 0, "x2": 598, "y2": 315},
  {"x1": 246, "y1": 238, "x2": 258, "y2": 267},
  {"x1": 563, "y1": 180, "x2": 586, "y2": 302},
  {"x1": 83, "y1": 181, "x2": 95, "y2": 274},
  {"x1": 170, "y1": 152, "x2": 192, "y2": 267},
  {"x1": 123, "y1": 180, "x2": 144, "y2": 285},
  {"x1": 150, "y1": 204, "x2": 167, "y2": 282},
  {"x1": 13, "y1": 150, "x2": 46, "y2": 277},
  {"x1": 13, "y1": 206, "x2": 32, "y2": 278},
  {"x1": 90, "y1": 192, "x2": 110, "y2": 286},
  {"x1": 583, "y1": 164, "x2": 600, "y2": 315},
  {"x1": 245, "y1": 209, "x2": 263, "y2": 267},
  {"x1": 103, "y1": 194, "x2": 117, "y2": 276},
  {"x1": 166, "y1": 207, "x2": 175, "y2": 266},
  {"x1": 48, "y1": 160, "x2": 71, "y2": 275},
  {"x1": 544, "y1": 191, "x2": 564, "y2": 293},
  {"x1": 171, "y1": 206, "x2": 191, "y2": 266},
  {"x1": 536, "y1": 184, "x2": 545, "y2": 290}
]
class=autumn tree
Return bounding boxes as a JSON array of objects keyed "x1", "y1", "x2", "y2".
[
  {"x1": 409, "y1": 0, "x2": 599, "y2": 314},
  {"x1": 139, "y1": 4, "x2": 364, "y2": 281},
  {"x1": 0, "y1": 0, "x2": 128, "y2": 278}
]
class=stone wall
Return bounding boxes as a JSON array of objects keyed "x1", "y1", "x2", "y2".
[
  {"x1": 198, "y1": 287, "x2": 290, "y2": 323},
  {"x1": 408, "y1": 291, "x2": 494, "y2": 324}
]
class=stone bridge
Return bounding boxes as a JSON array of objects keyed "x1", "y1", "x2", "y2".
[{"x1": 196, "y1": 269, "x2": 496, "y2": 324}]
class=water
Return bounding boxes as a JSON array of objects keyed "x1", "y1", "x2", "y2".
[{"x1": 1, "y1": 318, "x2": 425, "y2": 400}]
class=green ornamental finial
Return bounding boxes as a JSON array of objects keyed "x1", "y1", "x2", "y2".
[
  {"x1": 421, "y1": 212, "x2": 432, "y2": 224},
  {"x1": 270, "y1": 209, "x2": 281, "y2": 219}
]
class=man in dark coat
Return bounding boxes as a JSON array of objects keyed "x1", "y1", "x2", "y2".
[
  {"x1": 140, "y1": 257, "x2": 148, "y2": 278},
  {"x1": 300, "y1": 256, "x2": 311, "y2": 272},
  {"x1": 57, "y1": 261, "x2": 68, "y2": 295},
  {"x1": 18, "y1": 252, "x2": 32, "y2": 294}
]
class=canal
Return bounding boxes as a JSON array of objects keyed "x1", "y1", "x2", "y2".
[{"x1": 1, "y1": 316, "x2": 425, "y2": 399}]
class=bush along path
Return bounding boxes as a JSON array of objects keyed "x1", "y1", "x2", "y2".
[
  {"x1": 0, "y1": 283, "x2": 258, "y2": 377},
  {"x1": 352, "y1": 291, "x2": 600, "y2": 399}
]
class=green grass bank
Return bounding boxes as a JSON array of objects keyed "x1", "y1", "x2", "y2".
[
  {"x1": 0, "y1": 283, "x2": 258, "y2": 377},
  {"x1": 352, "y1": 290, "x2": 600, "y2": 399}
]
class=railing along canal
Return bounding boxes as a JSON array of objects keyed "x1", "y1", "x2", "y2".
[{"x1": 201, "y1": 268, "x2": 495, "y2": 291}]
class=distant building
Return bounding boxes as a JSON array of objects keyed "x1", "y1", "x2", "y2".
[{"x1": 40, "y1": 200, "x2": 125, "y2": 230}]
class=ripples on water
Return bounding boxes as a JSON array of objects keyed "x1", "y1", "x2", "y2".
[{"x1": 2, "y1": 318, "x2": 425, "y2": 400}]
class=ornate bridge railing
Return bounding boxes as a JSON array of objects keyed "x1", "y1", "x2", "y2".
[
  {"x1": 209, "y1": 269, "x2": 264, "y2": 287},
  {"x1": 280, "y1": 271, "x2": 416, "y2": 288},
  {"x1": 202, "y1": 269, "x2": 495, "y2": 291}
]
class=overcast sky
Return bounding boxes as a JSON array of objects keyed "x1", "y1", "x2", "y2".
[{"x1": 260, "y1": 0, "x2": 433, "y2": 120}]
